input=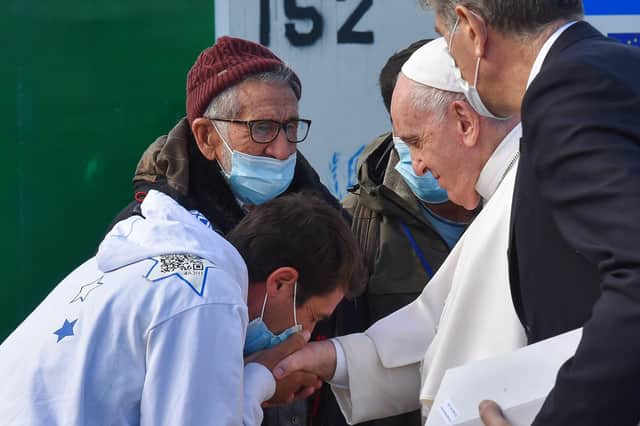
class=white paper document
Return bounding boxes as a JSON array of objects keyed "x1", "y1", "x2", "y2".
[{"x1": 426, "y1": 328, "x2": 583, "y2": 426}]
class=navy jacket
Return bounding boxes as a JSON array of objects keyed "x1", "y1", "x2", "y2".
[{"x1": 509, "y1": 21, "x2": 640, "y2": 425}]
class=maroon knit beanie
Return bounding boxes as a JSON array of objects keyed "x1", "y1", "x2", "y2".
[{"x1": 186, "y1": 36, "x2": 301, "y2": 124}]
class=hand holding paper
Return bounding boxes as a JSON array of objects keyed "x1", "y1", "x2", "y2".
[
  {"x1": 479, "y1": 401, "x2": 511, "y2": 426},
  {"x1": 426, "y1": 329, "x2": 582, "y2": 426}
]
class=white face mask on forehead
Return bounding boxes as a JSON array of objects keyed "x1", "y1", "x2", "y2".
[{"x1": 448, "y1": 16, "x2": 512, "y2": 121}]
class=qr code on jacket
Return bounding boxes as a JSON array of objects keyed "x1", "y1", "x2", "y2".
[{"x1": 159, "y1": 254, "x2": 205, "y2": 274}]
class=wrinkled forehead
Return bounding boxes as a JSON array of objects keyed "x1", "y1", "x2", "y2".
[
  {"x1": 234, "y1": 79, "x2": 300, "y2": 119},
  {"x1": 390, "y1": 75, "x2": 424, "y2": 138},
  {"x1": 235, "y1": 78, "x2": 299, "y2": 104}
]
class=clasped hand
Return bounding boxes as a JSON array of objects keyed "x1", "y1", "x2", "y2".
[{"x1": 244, "y1": 331, "x2": 323, "y2": 406}]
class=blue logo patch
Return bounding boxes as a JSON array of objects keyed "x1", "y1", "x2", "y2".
[
  {"x1": 584, "y1": 1, "x2": 640, "y2": 15},
  {"x1": 190, "y1": 210, "x2": 213, "y2": 230},
  {"x1": 608, "y1": 33, "x2": 640, "y2": 47}
]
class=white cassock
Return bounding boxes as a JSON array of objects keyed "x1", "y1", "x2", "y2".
[{"x1": 330, "y1": 124, "x2": 527, "y2": 424}]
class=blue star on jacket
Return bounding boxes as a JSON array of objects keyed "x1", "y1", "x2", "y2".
[{"x1": 54, "y1": 319, "x2": 77, "y2": 342}]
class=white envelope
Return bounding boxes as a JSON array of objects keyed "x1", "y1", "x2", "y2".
[{"x1": 425, "y1": 328, "x2": 583, "y2": 426}]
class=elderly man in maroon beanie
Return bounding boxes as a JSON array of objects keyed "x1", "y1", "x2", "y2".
[
  {"x1": 112, "y1": 36, "x2": 338, "y2": 235},
  {"x1": 108, "y1": 36, "x2": 349, "y2": 426}
]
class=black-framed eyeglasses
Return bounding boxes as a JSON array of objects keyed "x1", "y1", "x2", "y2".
[{"x1": 210, "y1": 118, "x2": 312, "y2": 144}]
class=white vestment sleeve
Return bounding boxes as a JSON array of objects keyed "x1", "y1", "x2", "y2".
[
  {"x1": 328, "y1": 339, "x2": 349, "y2": 389},
  {"x1": 331, "y1": 333, "x2": 421, "y2": 424},
  {"x1": 327, "y1": 224, "x2": 468, "y2": 424},
  {"x1": 141, "y1": 303, "x2": 249, "y2": 426}
]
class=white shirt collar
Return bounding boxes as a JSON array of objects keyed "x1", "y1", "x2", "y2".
[
  {"x1": 526, "y1": 21, "x2": 577, "y2": 88},
  {"x1": 475, "y1": 123, "x2": 522, "y2": 201}
]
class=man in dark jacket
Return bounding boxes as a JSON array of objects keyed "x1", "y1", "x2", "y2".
[
  {"x1": 426, "y1": 0, "x2": 640, "y2": 424},
  {"x1": 111, "y1": 36, "x2": 343, "y2": 426}
]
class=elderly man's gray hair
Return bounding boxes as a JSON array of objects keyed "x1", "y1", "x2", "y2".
[
  {"x1": 204, "y1": 68, "x2": 298, "y2": 120},
  {"x1": 423, "y1": 0, "x2": 583, "y2": 37}
]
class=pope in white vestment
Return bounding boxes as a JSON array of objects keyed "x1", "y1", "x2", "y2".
[
  {"x1": 324, "y1": 39, "x2": 528, "y2": 424},
  {"x1": 331, "y1": 125, "x2": 525, "y2": 423}
]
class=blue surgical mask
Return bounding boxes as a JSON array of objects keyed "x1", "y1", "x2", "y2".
[
  {"x1": 244, "y1": 282, "x2": 302, "y2": 355},
  {"x1": 448, "y1": 17, "x2": 512, "y2": 121},
  {"x1": 393, "y1": 137, "x2": 449, "y2": 204},
  {"x1": 214, "y1": 122, "x2": 296, "y2": 205}
]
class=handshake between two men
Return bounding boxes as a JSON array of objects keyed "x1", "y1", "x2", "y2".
[
  {"x1": 247, "y1": 332, "x2": 334, "y2": 408},
  {"x1": 255, "y1": 332, "x2": 512, "y2": 426}
]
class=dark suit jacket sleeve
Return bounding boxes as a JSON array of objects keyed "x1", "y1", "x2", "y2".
[{"x1": 524, "y1": 56, "x2": 640, "y2": 425}]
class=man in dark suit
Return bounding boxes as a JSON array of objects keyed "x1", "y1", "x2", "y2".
[{"x1": 424, "y1": 0, "x2": 640, "y2": 424}]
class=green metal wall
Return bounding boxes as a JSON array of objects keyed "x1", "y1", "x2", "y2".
[{"x1": 1, "y1": 0, "x2": 214, "y2": 340}]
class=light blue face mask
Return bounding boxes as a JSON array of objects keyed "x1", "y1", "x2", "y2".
[
  {"x1": 214, "y1": 122, "x2": 296, "y2": 206},
  {"x1": 393, "y1": 137, "x2": 449, "y2": 204},
  {"x1": 244, "y1": 282, "x2": 302, "y2": 356}
]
